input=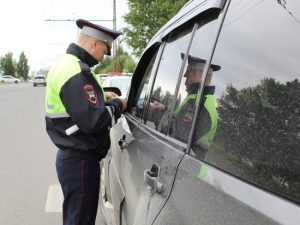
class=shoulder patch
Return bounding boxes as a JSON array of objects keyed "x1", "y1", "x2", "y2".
[{"x1": 83, "y1": 84, "x2": 98, "y2": 105}]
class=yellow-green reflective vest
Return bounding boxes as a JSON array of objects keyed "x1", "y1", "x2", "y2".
[
  {"x1": 45, "y1": 54, "x2": 105, "y2": 117},
  {"x1": 173, "y1": 94, "x2": 218, "y2": 148}
]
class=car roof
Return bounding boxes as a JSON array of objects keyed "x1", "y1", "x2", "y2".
[
  {"x1": 144, "y1": 0, "x2": 225, "y2": 53},
  {"x1": 106, "y1": 76, "x2": 132, "y2": 79}
]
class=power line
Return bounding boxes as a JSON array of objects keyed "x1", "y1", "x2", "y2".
[
  {"x1": 224, "y1": 0, "x2": 265, "y2": 27},
  {"x1": 277, "y1": 0, "x2": 300, "y2": 24}
]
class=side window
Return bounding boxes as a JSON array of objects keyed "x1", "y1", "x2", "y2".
[
  {"x1": 171, "y1": 14, "x2": 220, "y2": 145},
  {"x1": 195, "y1": 0, "x2": 300, "y2": 203},
  {"x1": 144, "y1": 26, "x2": 194, "y2": 132},
  {"x1": 130, "y1": 50, "x2": 159, "y2": 119}
]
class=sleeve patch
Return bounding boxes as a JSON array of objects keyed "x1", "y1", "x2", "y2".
[{"x1": 83, "y1": 84, "x2": 98, "y2": 105}]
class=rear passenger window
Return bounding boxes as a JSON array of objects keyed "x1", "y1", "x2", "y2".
[
  {"x1": 194, "y1": 0, "x2": 300, "y2": 203},
  {"x1": 144, "y1": 26, "x2": 194, "y2": 132},
  {"x1": 145, "y1": 12, "x2": 221, "y2": 138},
  {"x1": 170, "y1": 14, "x2": 220, "y2": 145}
]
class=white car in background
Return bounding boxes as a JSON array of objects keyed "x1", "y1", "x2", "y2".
[
  {"x1": 33, "y1": 75, "x2": 46, "y2": 87},
  {"x1": 102, "y1": 75, "x2": 132, "y2": 97},
  {"x1": 0, "y1": 75, "x2": 20, "y2": 84}
]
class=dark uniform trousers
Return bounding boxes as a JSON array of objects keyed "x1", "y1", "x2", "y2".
[{"x1": 56, "y1": 149, "x2": 100, "y2": 225}]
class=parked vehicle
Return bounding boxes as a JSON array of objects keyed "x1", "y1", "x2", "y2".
[
  {"x1": 33, "y1": 75, "x2": 46, "y2": 86},
  {"x1": 102, "y1": 75, "x2": 132, "y2": 97},
  {"x1": 0, "y1": 75, "x2": 20, "y2": 84},
  {"x1": 99, "y1": 1, "x2": 300, "y2": 225}
]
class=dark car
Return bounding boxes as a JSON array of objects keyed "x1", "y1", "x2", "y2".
[{"x1": 99, "y1": 1, "x2": 300, "y2": 225}]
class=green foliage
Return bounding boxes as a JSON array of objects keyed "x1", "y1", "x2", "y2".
[
  {"x1": 94, "y1": 57, "x2": 113, "y2": 74},
  {"x1": 215, "y1": 78, "x2": 300, "y2": 200},
  {"x1": 0, "y1": 51, "x2": 30, "y2": 80},
  {"x1": 36, "y1": 68, "x2": 49, "y2": 76},
  {"x1": 118, "y1": 47, "x2": 137, "y2": 73},
  {"x1": 124, "y1": 0, "x2": 188, "y2": 57},
  {"x1": 0, "y1": 52, "x2": 16, "y2": 76},
  {"x1": 93, "y1": 47, "x2": 136, "y2": 74},
  {"x1": 17, "y1": 51, "x2": 30, "y2": 81}
]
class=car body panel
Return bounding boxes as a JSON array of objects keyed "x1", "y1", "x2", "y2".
[
  {"x1": 144, "y1": 0, "x2": 225, "y2": 54},
  {"x1": 100, "y1": 0, "x2": 300, "y2": 224},
  {"x1": 153, "y1": 154, "x2": 300, "y2": 225},
  {"x1": 103, "y1": 114, "x2": 185, "y2": 225}
]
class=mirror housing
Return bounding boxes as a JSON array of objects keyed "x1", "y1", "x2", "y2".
[{"x1": 103, "y1": 87, "x2": 122, "y2": 97}]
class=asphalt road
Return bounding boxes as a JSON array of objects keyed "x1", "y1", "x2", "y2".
[{"x1": 0, "y1": 83, "x2": 61, "y2": 225}]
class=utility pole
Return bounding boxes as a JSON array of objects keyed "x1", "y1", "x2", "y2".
[{"x1": 112, "y1": 0, "x2": 120, "y2": 72}]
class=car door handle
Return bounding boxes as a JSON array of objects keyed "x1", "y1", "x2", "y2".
[
  {"x1": 118, "y1": 134, "x2": 128, "y2": 150},
  {"x1": 144, "y1": 163, "x2": 164, "y2": 194}
]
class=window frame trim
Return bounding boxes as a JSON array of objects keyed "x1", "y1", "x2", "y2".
[{"x1": 186, "y1": 0, "x2": 231, "y2": 154}]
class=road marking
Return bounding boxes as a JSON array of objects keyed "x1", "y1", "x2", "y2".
[{"x1": 45, "y1": 184, "x2": 63, "y2": 212}]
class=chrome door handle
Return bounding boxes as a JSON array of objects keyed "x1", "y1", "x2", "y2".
[
  {"x1": 118, "y1": 134, "x2": 128, "y2": 150},
  {"x1": 144, "y1": 163, "x2": 164, "y2": 194}
]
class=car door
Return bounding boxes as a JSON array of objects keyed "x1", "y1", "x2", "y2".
[
  {"x1": 105, "y1": 18, "x2": 209, "y2": 224},
  {"x1": 153, "y1": 0, "x2": 300, "y2": 224},
  {"x1": 105, "y1": 41, "x2": 187, "y2": 225}
]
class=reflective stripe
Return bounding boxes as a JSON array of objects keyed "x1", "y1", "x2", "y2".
[
  {"x1": 46, "y1": 113, "x2": 70, "y2": 118},
  {"x1": 47, "y1": 104, "x2": 55, "y2": 110},
  {"x1": 65, "y1": 124, "x2": 79, "y2": 135},
  {"x1": 106, "y1": 106, "x2": 115, "y2": 126}
]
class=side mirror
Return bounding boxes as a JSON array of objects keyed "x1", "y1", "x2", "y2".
[{"x1": 103, "y1": 87, "x2": 122, "y2": 97}]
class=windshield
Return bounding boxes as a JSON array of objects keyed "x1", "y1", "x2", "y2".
[{"x1": 109, "y1": 78, "x2": 131, "y2": 90}]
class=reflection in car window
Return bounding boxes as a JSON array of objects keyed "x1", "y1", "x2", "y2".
[
  {"x1": 166, "y1": 15, "x2": 220, "y2": 145},
  {"x1": 130, "y1": 51, "x2": 158, "y2": 119},
  {"x1": 194, "y1": 0, "x2": 300, "y2": 203},
  {"x1": 145, "y1": 26, "x2": 195, "y2": 132}
]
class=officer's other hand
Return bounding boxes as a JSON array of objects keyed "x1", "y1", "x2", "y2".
[
  {"x1": 105, "y1": 91, "x2": 119, "y2": 100},
  {"x1": 118, "y1": 97, "x2": 127, "y2": 112},
  {"x1": 149, "y1": 101, "x2": 165, "y2": 110}
]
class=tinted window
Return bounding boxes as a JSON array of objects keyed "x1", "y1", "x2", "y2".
[
  {"x1": 35, "y1": 76, "x2": 45, "y2": 79},
  {"x1": 144, "y1": 25, "x2": 194, "y2": 132},
  {"x1": 169, "y1": 14, "x2": 220, "y2": 145},
  {"x1": 130, "y1": 50, "x2": 159, "y2": 119},
  {"x1": 194, "y1": 0, "x2": 300, "y2": 203}
]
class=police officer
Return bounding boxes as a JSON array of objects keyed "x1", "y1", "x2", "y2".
[{"x1": 45, "y1": 19, "x2": 127, "y2": 225}]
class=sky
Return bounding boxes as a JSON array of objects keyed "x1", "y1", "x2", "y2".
[{"x1": 0, "y1": 0, "x2": 129, "y2": 73}]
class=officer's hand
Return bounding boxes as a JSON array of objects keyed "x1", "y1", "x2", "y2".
[
  {"x1": 118, "y1": 97, "x2": 127, "y2": 112},
  {"x1": 105, "y1": 91, "x2": 119, "y2": 100},
  {"x1": 149, "y1": 101, "x2": 165, "y2": 110}
]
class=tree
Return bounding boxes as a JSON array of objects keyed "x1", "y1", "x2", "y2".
[
  {"x1": 123, "y1": 0, "x2": 188, "y2": 57},
  {"x1": 93, "y1": 47, "x2": 136, "y2": 74},
  {"x1": 214, "y1": 78, "x2": 300, "y2": 199},
  {"x1": 36, "y1": 68, "x2": 49, "y2": 76},
  {"x1": 0, "y1": 52, "x2": 16, "y2": 75},
  {"x1": 93, "y1": 57, "x2": 113, "y2": 74},
  {"x1": 17, "y1": 51, "x2": 30, "y2": 81}
]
